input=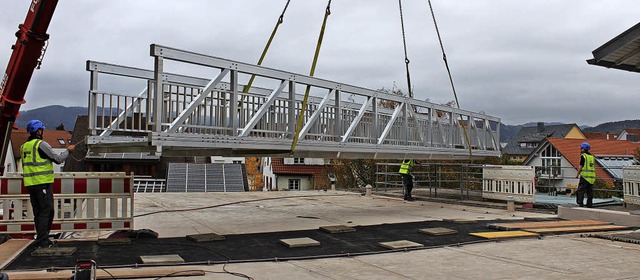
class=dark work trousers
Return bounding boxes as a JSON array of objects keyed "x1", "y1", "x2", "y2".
[
  {"x1": 402, "y1": 174, "x2": 413, "y2": 198},
  {"x1": 576, "y1": 177, "x2": 594, "y2": 208},
  {"x1": 27, "y1": 184, "x2": 54, "y2": 245}
]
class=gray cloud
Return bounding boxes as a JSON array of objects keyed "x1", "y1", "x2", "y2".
[{"x1": 1, "y1": 0, "x2": 638, "y2": 126}]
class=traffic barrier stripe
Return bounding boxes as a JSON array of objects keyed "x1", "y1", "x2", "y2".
[{"x1": 0, "y1": 172, "x2": 134, "y2": 234}]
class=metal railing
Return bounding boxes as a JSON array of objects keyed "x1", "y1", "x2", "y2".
[
  {"x1": 375, "y1": 163, "x2": 632, "y2": 203},
  {"x1": 133, "y1": 177, "x2": 166, "y2": 193},
  {"x1": 86, "y1": 45, "x2": 501, "y2": 160}
]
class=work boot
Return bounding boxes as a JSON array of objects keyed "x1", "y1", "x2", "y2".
[{"x1": 35, "y1": 239, "x2": 55, "y2": 248}]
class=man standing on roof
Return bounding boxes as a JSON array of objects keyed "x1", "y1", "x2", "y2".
[
  {"x1": 399, "y1": 159, "x2": 416, "y2": 201},
  {"x1": 575, "y1": 142, "x2": 595, "y2": 208},
  {"x1": 21, "y1": 120, "x2": 75, "y2": 247}
]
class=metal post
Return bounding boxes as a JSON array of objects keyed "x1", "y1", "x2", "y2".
[
  {"x1": 88, "y1": 70, "x2": 98, "y2": 135},
  {"x1": 153, "y1": 56, "x2": 164, "y2": 132}
]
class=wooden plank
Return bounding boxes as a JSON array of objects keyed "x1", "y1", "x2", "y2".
[
  {"x1": 525, "y1": 225, "x2": 631, "y2": 234},
  {"x1": 0, "y1": 239, "x2": 33, "y2": 270},
  {"x1": 6, "y1": 267, "x2": 205, "y2": 280},
  {"x1": 470, "y1": 231, "x2": 539, "y2": 239},
  {"x1": 488, "y1": 220, "x2": 610, "y2": 230}
]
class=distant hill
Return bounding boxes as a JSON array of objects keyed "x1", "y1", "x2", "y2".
[
  {"x1": 15, "y1": 105, "x2": 640, "y2": 144},
  {"x1": 16, "y1": 105, "x2": 87, "y2": 131},
  {"x1": 583, "y1": 120, "x2": 640, "y2": 134}
]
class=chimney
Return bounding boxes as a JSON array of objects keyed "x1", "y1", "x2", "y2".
[{"x1": 537, "y1": 122, "x2": 544, "y2": 132}]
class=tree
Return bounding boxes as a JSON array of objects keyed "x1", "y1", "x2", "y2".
[
  {"x1": 330, "y1": 159, "x2": 381, "y2": 189},
  {"x1": 377, "y1": 86, "x2": 406, "y2": 109},
  {"x1": 245, "y1": 157, "x2": 263, "y2": 191}
]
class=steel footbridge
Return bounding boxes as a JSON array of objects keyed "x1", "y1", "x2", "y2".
[{"x1": 86, "y1": 44, "x2": 500, "y2": 160}]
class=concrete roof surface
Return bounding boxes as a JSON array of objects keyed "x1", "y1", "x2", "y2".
[{"x1": 5, "y1": 191, "x2": 640, "y2": 279}]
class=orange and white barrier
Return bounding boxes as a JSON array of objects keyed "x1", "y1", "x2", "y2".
[
  {"x1": 623, "y1": 166, "x2": 640, "y2": 206},
  {"x1": 482, "y1": 165, "x2": 536, "y2": 203},
  {"x1": 0, "y1": 172, "x2": 133, "y2": 234}
]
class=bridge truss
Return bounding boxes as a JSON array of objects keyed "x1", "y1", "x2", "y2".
[{"x1": 86, "y1": 44, "x2": 500, "y2": 160}]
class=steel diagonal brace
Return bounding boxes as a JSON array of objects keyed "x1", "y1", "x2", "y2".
[
  {"x1": 167, "y1": 69, "x2": 230, "y2": 133},
  {"x1": 297, "y1": 89, "x2": 333, "y2": 141},
  {"x1": 239, "y1": 80, "x2": 288, "y2": 137},
  {"x1": 341, "y1": 96, "x2": 372, "y2": 143},
  {"x1": 100, "y1": 87, "x2": 147, "y2": 137},
  {"x1": 377, "y1": 102, "x2": 403, "y2": 145},
  {"x1": 407, "y1": 104, "x2": 427, "y2": 146}
]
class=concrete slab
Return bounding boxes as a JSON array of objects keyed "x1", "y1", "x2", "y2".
[
  {"x1": 419, "y1": 227, "x2": 458, "y2": 236},
  {"x1": 31, "y1": 247, "x2": 76, "y2": 257},
  {"x1": 139, "y1": 254, "x2": 184, "y2": 264},
  {"x1": 378, "y1": 240, "x2": 423, "y2": 249},
  {"x1": 280, "y1": 237, "x2": 321, "y2": 248},
  {"x1": 7, "y1": 191, "x2": 640, "y2": 279},
  {"x1": 319, "y1": 225, "x2": 356, "y2": 233},
  {"x1": 558, "y1": 206, "x2": 640, "y2": 226},
  {"x1": 186, "y1": 233, "x2": 225, "y2": 242}
]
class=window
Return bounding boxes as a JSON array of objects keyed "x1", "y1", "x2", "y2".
[
  {"x1": 293, "y1": 158, "x2": 305, "y2": 164},
  {"x1": 233, "y1": 160, "x2": 242, "y2": 164},
  {"x1": 288, "y1": 179, "x2": 300, "y2": 190},
  {"x1": 58, "y1": 139, "x2": 66, "y2": 145},
  {"x1": 540, "y1": 145, "x2": 561, "y2": 177}
]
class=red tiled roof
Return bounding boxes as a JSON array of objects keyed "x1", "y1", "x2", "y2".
[
  {"x1": 546, "y1": 138, "x2": 640, "y2": 180},
  {"x1": 583, "y1": 132, "x2": 604, "y2": 139},
  {"x1": 270, "y1": 158, "x2": 331, "y2": 183},
  {"x1": 11, "y1": 129, "x2": 72, "y2": 159},
  {"x1": 623, "y1": 128, "x2": 640, "y2": 135}
]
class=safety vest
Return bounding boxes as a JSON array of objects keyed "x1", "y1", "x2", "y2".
[
  {"x1": 21, "y1": 139, "x2": 54, "y2": 186},
  {"x1": 580, "y1": 153, "x2": 596, "y2": 184},
  {"x1": 399, "y1": 160, "x2": 415, "y2": 175}
]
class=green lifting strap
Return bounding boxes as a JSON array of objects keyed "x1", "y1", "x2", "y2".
[
  {"x1": 290, "y1": 0, "x2": 332, "y2": 154},
  {"x1": 240, "y1": 0, "x2": 291, "y2": 106},
  {"x1": 427, "y1": 0, "x2": 472, "y2": 156}
]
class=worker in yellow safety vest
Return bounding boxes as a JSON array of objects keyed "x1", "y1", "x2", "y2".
[
  {"x1": 398, "y1": 159, "x2": 416, "y2": 201},
  {"x1": 21, "y1": 120, "x2": 75, "y2": 247},
  {"x1": 575, "y1": 142, "x2": 595, "y2": 208}
]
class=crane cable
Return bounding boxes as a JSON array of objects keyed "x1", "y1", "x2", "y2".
[
  {"x1": 397, "y1": 0, "x2": 414, "y2": 99},
  {"x1": 427, "y1": 0, "x2": 472, "y2": 156},
  {"x1": 290, "y1": 0, "x2": 332, "y2": 154},
  {"x1": 239, "y1": 0, "x2": 291, "y2": 107}
]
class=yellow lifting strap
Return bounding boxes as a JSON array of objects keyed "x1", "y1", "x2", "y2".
[
  {"x1": 240, "y1": 0, "x2": 291, "y2": 106},
  {"x1": 427, "y1": 0, "x2": 472, "y2": 156},
  {"x1": 290, "y1": 0, "x2": 332, "y2": 154}
]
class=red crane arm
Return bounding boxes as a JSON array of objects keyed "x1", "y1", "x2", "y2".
[{"x1": 0, "y1": 0, "x2": 59, "y2": 174}]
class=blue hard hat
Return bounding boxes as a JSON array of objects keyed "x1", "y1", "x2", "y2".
[
  {"x1": 579, "y1": 142, "x2": 591, "y2": 150},
  {"x1": 26, "y1": 120, "x2": 45, "y2": 133}
]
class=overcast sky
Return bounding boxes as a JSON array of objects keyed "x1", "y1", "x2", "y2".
[{"x1": 1, "y1": 0, "x2": 638, "y2": 126}]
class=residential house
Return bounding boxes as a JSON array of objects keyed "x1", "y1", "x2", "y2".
[
  {"x1": 618, "y1": 129, "x2": 640, "y2": 142},
  {"x1": 6, "y1": 129, "x2": 72, "y2": 173},
  {"x1": 524, "y1": 138, "x2": 640, "y2": 192},
  {"x1": 262, "y1": 157, "x2": 331, "y2": 191},
  {"x1": 584, "y1": 132, "x2": 619, "y2": 140},
  {"x1": 503, "y1": 123, "x2": 585, "y2": 162}
]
